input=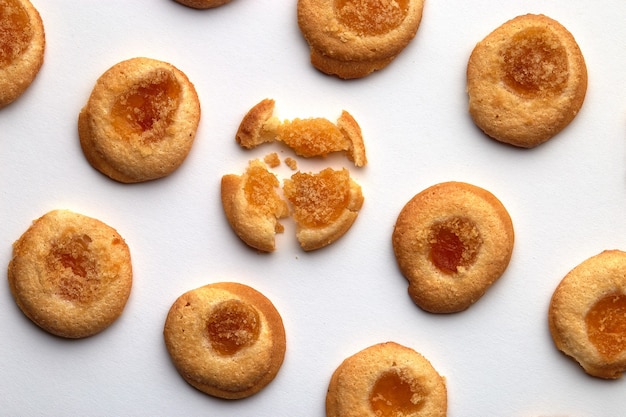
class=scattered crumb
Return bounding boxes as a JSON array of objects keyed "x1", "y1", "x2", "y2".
[
  {"x1": 284, "y1": 157, "x2": 298, "y2": 170},
  {"x1": 263, "y1": 152, "x2": 280, "y2": 168}
]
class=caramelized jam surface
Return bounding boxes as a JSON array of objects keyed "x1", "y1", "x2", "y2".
[
  {"x1": 283, "y1": 168, "x2": 350, "y2": 228},
  {"x1": 47, "y1": 233, "x2": 100, "y2": 303},
  {"x1": 276, "y1": 118, "x2": 347, "y2": 158},
  {"x1": 369, "y1": 369, "x2": 425, "y2": 416},
  {"x1": 244, "y1": 163, "x2": 285, "y2": 218},
  {"x1": 502, "y1": 27, "x2": 568, "y2": 98},
  {"x1": 428, "y1": 217, "x2": 482, "y2": 274},
  {"x1": 585, "y1": 293, "x2": 626, "y2": 359},
  {"x1": 334, "y1": 0, "x2": 409, "y2": 36},
  {"x1": 206, "y1": 299, "x2": 261, "y2": 356},
  {"x1": 0, "y1": 0, "x2": 32, "y2": 68},
  {"x1": 110, "y1": 69, "x2": 181, "y2": 142}
]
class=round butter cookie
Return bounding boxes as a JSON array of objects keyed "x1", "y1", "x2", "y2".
[
  {"x1": 173, "y1": 0, "x2": 232, "y2": 8},
  {"x1": 78, "y1": 57, "x2": 201, "y2": 183},
  {"x1": 297, "y1": 0, "x2": 425, "y2": 79},
  {"x1": 163, "y1": 282, "x2": 286, "y2": 399},
  {"x1": 549, "y1": 250, "x2": 626, "y2": 379},
  {"x1": 467, "y1": 14, "x2": 587, "y2": 148},
  {"x1": 8, "y1": 210, "x2": 132, "y2": 338},
  {"x1": 392, "y1": 181, "x2": 514, "y2": 313},
  {"x1": 0, "y1": 0, "x2": 45, "y2": 108},
  {"x1": 326, "y1": 342, "x2": 447, "y2": 417}
]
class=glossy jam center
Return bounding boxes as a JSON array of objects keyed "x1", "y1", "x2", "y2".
[
  {"x1": 276, "y1": 118, "x2": 348, "y2": 158},
  {"x1": 502, "y1": 27, "x2": 568, "y2": 97},
  {"x1": 283, "y1": 168, "x2": 350, "y2": 228},
  {"x1": 429, "y1": 217, "x2": 482, "y2": 274},
  {"x1": 111, "y1": 69, "x2": 181, "y2": 142},
  {"x1": 369, "y1": 370, "x2": 424, "y2": 416},
  {"x1": 585, "y1": 293, "x2": 626, "y2": 359},
  {"x1": 206, "y1": 299, "x2": 261, "y2": 356},
  {"x1": 0, "y1": 0, "x2": 32, "y2": 68},
  {"x1": 334, "y1": 0, "x2": 409, "y2": 36},
  {"x1": 47, "y1": 233, "x2": 99, "y2": 303}
]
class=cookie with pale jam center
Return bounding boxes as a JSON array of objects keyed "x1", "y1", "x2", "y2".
[
  {"x1": 0, "y1": 0, "x2": 45, "y2": 108},
  {"x1": 78, "y1": 57, "x2": 201, "y2": 183},
  {"x1": 549, "y1": 250, "x2": 626, "y2": 379},
  {"x1": 8, "y1": 209, "x2": 132, "y2": 338},
  {"x1": 467, "y1": 14, "x2": 587, "y2": 148}
]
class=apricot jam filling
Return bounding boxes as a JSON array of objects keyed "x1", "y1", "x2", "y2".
[
  {"x1": 0, "y1": 0, "x2": 32, "y2": 68},
  {"x1": 283, "y1": 168, "x2": 350, "y2": 229},
  {"x1": 276, "y1": 118, "x2": 348, "y2": 158},
  {"x1": 47, "y1": 233, "x2": 100, "y2": 303},
  {"x1": 244, "y1": 164, "x2": 283, "y2": 216},
  {"x1": 585, "y1": 292, "x2": 626, "y2": 359},
  {"x1": 428, "y1": 217, "x2": 482, "y2": 274},
  {"x1": 110, "y1": 69, "x2": 181, "y2": 142},
  {"x1": 502, "y1": 27, "x2": 568, "y2": 98},
  {"x1": 369, "y1": 369, "x2": 425, "y2": 416},
  {"x1": 334, "y1": 0, "x2": 409, "y2": 36},
  {"x1": 206, "y1": 299, "x2": 261, "y2": 356}
]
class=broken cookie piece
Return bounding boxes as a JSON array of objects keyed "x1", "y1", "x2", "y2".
[
  {"x1": 221, "y1": 159, "x2": 289, "y2": 252},
  {"x1": 235, "y1": 98, "x2": 367, "y2": 167},
  {"x1": 283, "y1": 167, "x2": 364, "y2": 251}
]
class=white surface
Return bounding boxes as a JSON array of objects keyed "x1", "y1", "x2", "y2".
[{"x1": 2, "y1": 1, "x2": 626, "y2": 416}]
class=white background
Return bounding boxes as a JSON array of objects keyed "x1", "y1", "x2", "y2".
[{"x1": 2, "y1": 1, "x2": 626, "y2": 416}]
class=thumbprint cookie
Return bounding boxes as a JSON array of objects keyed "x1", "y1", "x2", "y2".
[
  {"x1": 0, "y1": 0, "x2": 45, "y2": 108},
  {"x1": 297, "y1": 0, "x2": 425, "y2": 79},
  {"x1": 326, "y1": 342, "x2": 447, "y2": 417},
  {"x1": 221, "y1": 159, "x2": 289, "y2": 252},
  {"x1": 8, "y1": 210, "x2": 132, "y2": 338},
  {"x1": 236, "y1": 98, "x2": 367, "y2": 167},
  {"x1": 163, "y1": 282, "x2": 286, "y2": 399},
  {"x1": 173, "y1": 0, "x2": 232, "y2": 8},
  {"x1": 549, "y1": 250, "x2": 626, "y2": 379},
  {"x1": 78, "y1": 57, "x2": 201, "y2": 183},
  {"x1": 283, "y1": 167, "x2": 364, "y2": 251},
  {"x1": 467, "y1": 14, "x2": 587, "y2": 148},
  {"x1": 392, "y1": 181, "x2": 514, "y2": 313}
]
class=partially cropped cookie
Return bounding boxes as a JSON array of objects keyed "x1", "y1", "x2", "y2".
[
  {"x1": 283, "y1": 167, "x2": 363, "y2": 251},
  {"x1": 78, "y1": 57, "x2": 201, "y2": 183},
  {"x1": 173, "y1": 0, "x2": 232, "y2": 8},
  {"x1": 221, "y1": 159, "x2": 289, "y2": 252},
  {"x1": 298, "y1": 0, "x2": 425, "y2": 79},
  {"x1": 236, "y1": 98, "x2": 367, "y2": 167},
  {"x1": 326, "y1": 342, "x2": 447, "y2": 417},
  {"x1": 549, "y1": 250, "x2": 626, "y2": 379},
  {"x1": 0, "y1": 0, "x2": 45, "y2": 108},
  {"x1": 8, "y1": 210, "x2": 132, "y2": 338},
  {"x1": 164, "y1": 282, "x2": 286, "y2": 399},
  {"x1": 467, "y1": 14, "x2": 587, "y2": 148},
  {"x1": 392, "y1": 181, "x2": 514, "y2": 313}
]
